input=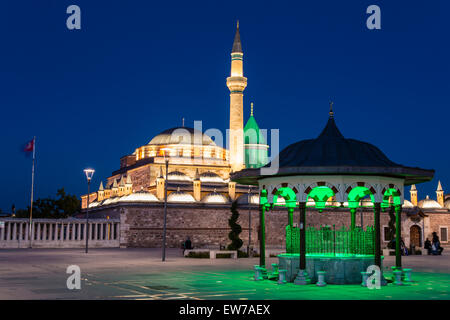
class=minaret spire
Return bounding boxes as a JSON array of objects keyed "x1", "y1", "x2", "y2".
[{"x1": 232, "y1": 20, "x2": 243, "y2": 53}]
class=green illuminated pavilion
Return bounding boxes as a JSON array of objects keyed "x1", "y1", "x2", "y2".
[{"x1": 232, "y1": 105, "x2": 434, "y2": 284}]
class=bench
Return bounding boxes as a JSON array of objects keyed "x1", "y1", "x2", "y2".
[
  {"x1": 184, "y1": 249, "x2": 237, "y2": 259},
  {"x1": 210, "y1": 250, "x2": 238, "y2": 259},
  {"x1": 184, "y1": 249, "x2": 210, "y2": 257}
]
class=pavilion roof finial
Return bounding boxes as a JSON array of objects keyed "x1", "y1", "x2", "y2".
[
  {"x1": 250, "y1": 102, "x2": 254, "y2": 117},
  {"x1": 329, "y1": 101, "x2": 334, "y2": 118},
  {"x1": 182, "y1": 117, "x2": 185, "y2": 127}
]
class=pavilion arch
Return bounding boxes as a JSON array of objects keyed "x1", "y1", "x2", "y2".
[
  {"x1": 267, "y1": 183, "x2": 298, "y2": 205},
  {"x1": 303, "y1": 182, "x2": 339, "y2": 211},
  {"x1": 381, "y1": 184, "x2": 402, "y2": 208},
  {"x1": 346, "y1": 185, "x2": 376, "y2": 209},
  {"x1": 272, "y1": 187, "x2": 297, "y2": 208}
]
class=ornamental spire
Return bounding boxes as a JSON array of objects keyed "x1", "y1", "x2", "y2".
[
  {"x1": 329, "y1": 101, "x2": 334, "y2": 118},
  {"x1": 232, "y1": 20, "x2": 243, "y2": 53},
  {"x1": 250, "y1": 102, "x2": 254, "y2": 117}
]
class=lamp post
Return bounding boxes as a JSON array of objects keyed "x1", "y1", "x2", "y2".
[
  {"x1": 161, "y1": 148, "x2": 172, "y2": 262},
  {"x1": 83, "y1": 168, "x2": 95, "y2": 254},
  {"x1": 247, "y1": 186, "x2": 252, "y2": 257}
]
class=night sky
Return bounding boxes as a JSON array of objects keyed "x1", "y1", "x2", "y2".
[{"x1": 0, "y1": 0, "x2": 448, "y2": 212}]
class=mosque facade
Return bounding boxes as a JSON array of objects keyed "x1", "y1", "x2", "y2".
[{"x1": 81, "y1": 25, "x2": 450, "y2": 253}]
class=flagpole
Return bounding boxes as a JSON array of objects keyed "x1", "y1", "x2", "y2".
[{"x1": 28, "y1": 136, "x2": 36, "y2": 249}]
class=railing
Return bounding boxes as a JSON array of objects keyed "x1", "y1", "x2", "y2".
[
  {"x1": 286, "y1": 225, "x2": 375, "y2": 256},
  {"x1": 0, "y1": 218, "x2": 120, "y2": 249}
]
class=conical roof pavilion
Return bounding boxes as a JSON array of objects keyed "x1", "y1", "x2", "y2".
[{"x1": 232, "y1": 110, "x2": 434, "y2": 186}]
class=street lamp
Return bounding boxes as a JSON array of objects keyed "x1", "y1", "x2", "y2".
[
  {"x1": 83, "y1": 168, "x2": 95, "y2": 254},
  {"x1": 161, "y1": 148, "x2": 172, "y2": 262}
]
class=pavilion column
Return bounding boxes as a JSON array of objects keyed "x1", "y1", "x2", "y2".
[
  {"x1": 294, "y1": 202, "x2": 310, "y2": 285},
  {"x1": 373, "y1": 202, "x2": 382, "y2": 268},
  {"x1": 395, "y1": 205, "x2": 402, "y2": 269},
  {"x1": 350, "y1": 208, "x2": 356, "y2": 230},
  {"x1": 259, "y1": 204, "x2": 266, "y2": 268},
  {"x1": 287, "y1": 207, "x2": 294, "y2": 227}
]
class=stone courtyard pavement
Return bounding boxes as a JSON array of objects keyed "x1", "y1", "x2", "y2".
[{"x1": 0, "y1": 248, "x2": 449, "y2": 300}]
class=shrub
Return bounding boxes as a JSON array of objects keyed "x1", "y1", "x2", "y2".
[{"x1": 227, "y1": 200, "x2": 243, "y2": 251}]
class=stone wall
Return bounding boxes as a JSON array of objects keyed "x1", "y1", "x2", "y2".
[{"x1": 90, "y1": 203, "x2": 410, "y2": 250}]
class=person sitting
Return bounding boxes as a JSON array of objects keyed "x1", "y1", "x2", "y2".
[
  {"x1": 183, "y1": 236, "x2": 192, "y2": 255},
  {"x1": 432, "y1": 232, "x2": 444, "y2": 255},
  {"x1": 400, "y1": 237, "x2": 408, "y2": 256},
  {"x1": 424, "y1": 238, "x2": 432, "y2": 255}
]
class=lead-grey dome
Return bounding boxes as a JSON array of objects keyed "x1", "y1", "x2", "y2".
[
  {"x1": 277, "y1": 117, "x2": 398, "y2": 167},
  {"x1": 148, "y1": 127, "x2": 216, "y2": 146}
]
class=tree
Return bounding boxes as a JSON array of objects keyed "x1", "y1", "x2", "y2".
[
  {"x1": 14, "y1": 188, "x2": 80, "y2": 219},
  {"x1": 227, "y1": 200, "x2": 243, "y2": 251},
  {"x1": 387, "y1": 206, "x2": 396, "y2": 249}
]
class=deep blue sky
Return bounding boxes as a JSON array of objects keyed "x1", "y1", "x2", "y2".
[{"x1": 0, "y1": 0, "x2": 448, "y2": 212}]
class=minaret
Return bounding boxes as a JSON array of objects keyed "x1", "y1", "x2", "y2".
[
  {"x1": 227, "y1": 21, "x2": 247, "y2": 172},
  {"x1": 436, "y1": 180, "x2": 444, "y2": 207}
]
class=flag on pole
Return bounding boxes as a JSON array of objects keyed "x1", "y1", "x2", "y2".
[
  {"x1": 23, "y1": 139, "x2": 35, "y2": 153},
  {"x1": 22, "y1": 137, "x2": 36, "y2": 248}
]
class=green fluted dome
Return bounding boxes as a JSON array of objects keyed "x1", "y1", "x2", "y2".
[
  {"x1": 244, "y1": 107, "x2": 268, "y2": 169},
  {"x1": 244, "y1": 115, "x2": 266, "y2": 145}
]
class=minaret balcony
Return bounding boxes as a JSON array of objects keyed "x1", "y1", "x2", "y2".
[{"x1": 226, "y1": 76, "x2": 247, "y2": 92}]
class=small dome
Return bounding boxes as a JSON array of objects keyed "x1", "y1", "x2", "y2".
[
  {"x1": 119, "y1": 191, "x2": 159, "y2": 202},
  {"x1": 148, "y1": 127, "x2": 216, "y2": 146},
  {"x1": 199, "y1": 171, "x2": 225, "y2": 183},
  {"x1": 102, "y1": 197, "x2": 120, "y2": 205},
  {"x1": 167, "y1": 189, "x2": 195, "y2": 203},
  {"x1": 88, "y1": 201, "x2": 100, "y2": 208},
  {"x1": 403, "y1": 199, "x2": 414, "y2": 208},
  {"x1": 418, "y1": 195, "x2": 442, "y2": 209},
  {"x1": 360, "y1": 198, "x2": 374, "y2": 207},
  {"x1": 201, "y1": 191, "x2": 229, "y2": 204},
  {"x1": 236, "y1": 194, "x2": 260, "y2": 205},
  {"x1": 444, "y1": 199, "x2": 450, "y2": 209},
  {"x1": 167, "y1": 171, "x2": 192, "y2": 181}
]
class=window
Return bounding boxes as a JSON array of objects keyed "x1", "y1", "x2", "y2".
[{"x1": 440, "y1": 227, "x2": 448, "y2": 242}]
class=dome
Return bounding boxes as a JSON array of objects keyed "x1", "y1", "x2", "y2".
[
  {"x1": 361, "y1": 198, "x2": 374, "y2": 207},
  {"x1": 167, "y1": 189, "x2": 196, "y2": 203},
  {"x1": 148, "y1": 127, "x2": 216, "y2": 146},
  {"x1": 236, "y1": 194, "x2": 260, "y2": 205},
  {"x1": 445, "y1": 199, "x2": 450, "y2": 209},
  {"x1": 277, "y1": 117, "x2": 400, "y2": 168},
  {"x1": 403, "y1": 199, "x2": 414, "y2": 208},
  {"x1": 199, "y1": 171, "x2": 225, "y2": 183},
  {"x1": 88, "y1": 201, "x2": 100, "y2": 208},
  {"x1": 418, "y1": 195, "x2": 442, "y2": 209},
  {"x1": 102, "y1": 197, "x2": 120, "y2": 205},
  {"x1": 119, "y1": 191, "x2": 159, "y2": 202},
  {"x1": 201, "y1": 191, "x2": 229, "y2": 204},
  {"x1": 167, "y1": 171, "x2": 192, "y2": 181}
]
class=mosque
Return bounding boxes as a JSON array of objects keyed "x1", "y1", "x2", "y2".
[{"x1": 81, "y1": 24, "x2": 450, "y2": 252}]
